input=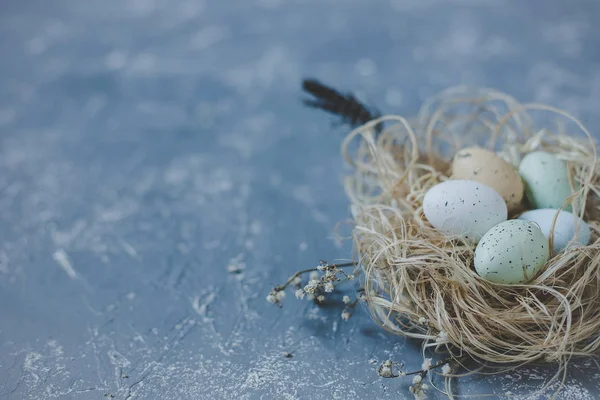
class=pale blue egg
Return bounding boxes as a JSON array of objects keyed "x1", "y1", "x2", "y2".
[
  {"x1": 518, "y1": 208, "x2": 590, "y2": 253},
  {"x1": 518, "y1": 151, "x2": 573, "y2": 211},
  {"x1": 474, "y1": 220, "x2": 549, "y2": 284}
]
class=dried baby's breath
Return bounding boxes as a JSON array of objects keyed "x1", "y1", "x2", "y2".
[
  {"x1": 378, "y1": 360, "x2": 395, "y2": 378},
  {"x1": 421, "y1": 358, "x2": 432, "y2": 371},
  {"x1": 304, "y1": 279, "x2": 319, "y2": 294},
  {"x1": 341, "y1": 309, "x2": 351, "y2": 321},
  {"x1": 377, "y1": 360, "x2": 404, "y2": 378},
  {"x1": 267, "y1": 261, "x2": 357, "y2": 306},
  {"x1": 441, "y1": 363, "x2": 452, "y2": 376}
]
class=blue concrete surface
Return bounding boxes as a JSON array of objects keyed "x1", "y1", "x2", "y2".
[{"x1": 1, "y1": 0, "x2": 600, "y2": 399}]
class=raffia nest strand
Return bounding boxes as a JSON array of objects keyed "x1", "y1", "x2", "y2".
[{"x1": 342, "y1": 86, "x2": 600, "y2": 379}]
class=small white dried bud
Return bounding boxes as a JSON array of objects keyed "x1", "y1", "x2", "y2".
[
  {"x1": 309, "y1": 271, "x2": 320, "y2": 280},
  {"x1": 266, "y1": 294, "x2": 277, "y2": 304},
  {"x1": 378, "y1": 360, "x2": 394, "y2": 378},
  {"x1": 342, "y1": 295, "x2": 351, "y2": 304},
  {"x1": 347, "y1": 274, "x2": 355, "y2": 280},
  {"x1": 292, "y1": 276, "x2": 302, "y2": 286},
  {"x1": 275, "y1": 290, "x2": 286, "y2": 301},
  {"x1": 317, "y1": 264, "x2": 326, "y2": 271},
  {"x1": 317, "y1": 295, "x2": 325, "y2": 303},
  {"x1": 412, "y1": 375, "x2": 422, "y2": 385},
  {"x1": 421, "y1": 358, "x2": 432, "y2": 371},
  {"x1": 325, "y1": 270, "x2": 334, "y2": 278},
  {"x1": 418, "y1": 317, "x2": 428, "y2": 324},
  {"x1": 324, "y1": 282, "x2": 334, "y2": 293},
  {"x1": 413, "y1": 389, "x2": 426, "y2": 400},
  {"x1": 304, "y1": 279, "x2": 319, "y2": 294},
  {"x1": 441, "y1": 363, "x2": 452, "y2": 376},
  {"x1": 341, "y1": 309, "x2": 351, "y2": 321},
  {"x1": 295, "y1": 289, "x2": 305, "y2": 299}
]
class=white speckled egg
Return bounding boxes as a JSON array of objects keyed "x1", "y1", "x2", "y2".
[
  {"x1": 518, "y1": 151, "x2": 573, "y2": 210},
  {"x1": 422, "y1": 180, "x2": 508, "y2": 243},
  {"x1": 474, "y1": 220, "x2": 549, "y2": 284},
  {"x1": 452, "y1": 147, "x2": 524, "y2": 211},
  {"x1": 518, "y1": 208, "x2": 591, "y2": 253}
]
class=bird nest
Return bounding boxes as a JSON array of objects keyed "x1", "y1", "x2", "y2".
[{"x1": 342, "y1": 86, "x2": 600, "y2": 388}]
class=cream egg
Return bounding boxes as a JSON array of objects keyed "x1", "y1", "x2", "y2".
[{"x1": 452, "y1": 147, "x2": 524, "y2": 211}]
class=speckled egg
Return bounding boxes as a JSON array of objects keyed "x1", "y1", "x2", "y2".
[
  {"x1": 474, "y1": 220, "x2": 549, "y2": 284},
  {"x1": 518, "y1": 151, "x2": 573, "y2": 210},
  {"x1": 518, "y1": 208, "x2": 591, "y2": 253},
  {"x1": 422, "y1": 180, "x2": 508, "y2": 243},
  {"x1": 452, "y1": 147, "x2": 524, "y2": 211}
]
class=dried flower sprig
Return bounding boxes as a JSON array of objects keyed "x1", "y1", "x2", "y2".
[
  {"x1": 338, "y1": 287, "x2": 364, "y2": 321},
  {"x1": 267, "y1": 260, "x2": 357, "y2": 307},
  {"x1": 377, "y1": 360, "x2": 405, "y2": 378},
  {"x1": 377, "y1": 357, "x2": 454, "y2": 398}
]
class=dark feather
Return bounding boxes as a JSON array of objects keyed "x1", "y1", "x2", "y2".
[{"x1": 302, "y1": 79, "x2": 381, "y2": 129}]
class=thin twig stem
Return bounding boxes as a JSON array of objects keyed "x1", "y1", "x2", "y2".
[
  {"x1": 379, "y1": 357, "x2": 455, "y2": 379},
  {"x1": 405, "y1": 357, "x2": 452, "y2": 376},
  {"x1": 274, "y1": 261, "x2": 357, "y2": 291}
]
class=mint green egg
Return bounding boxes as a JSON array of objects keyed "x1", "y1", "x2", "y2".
[
  {"x1": 474, "y1": 220, "x2": 549, "y2": 284},
  {"x1": 518, "y1": 151, "x2": 573, "y2": 211}
]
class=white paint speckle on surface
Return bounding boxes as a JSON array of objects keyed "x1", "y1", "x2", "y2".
[
  {"x1": 104, "y1": 51, "x2": 128, "y2": 70},
  {"x1": 355, "y1": 58, "x2": 377, "y2": 77},
  {"x1": 292, "y1": 185, "x2": 315, "y2": 206},
  {"x1": 191, "y1": 290, "x2": 217, "y2": 318},
  {"x1": 52, "y1": 249, "x2": 77, "y2": 280},
  {"x1": 189, "y1": 25, "x2": 230, "y2": 50},
  {"x1": 384, "y1": 88, "x2": 404, "y2": 107}
]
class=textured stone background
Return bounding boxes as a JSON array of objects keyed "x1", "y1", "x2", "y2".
[{"x1": 1, "y1": 0, "x2": 600, "y2": 399}]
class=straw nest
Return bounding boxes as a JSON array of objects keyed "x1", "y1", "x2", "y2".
[{"x1": 342, "y1": 86, "x2": 600, "y2": 383}]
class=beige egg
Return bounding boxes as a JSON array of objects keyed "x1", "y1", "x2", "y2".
[{"x1": 451, "y1": 147, "x2": 524, "y2": 211}]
